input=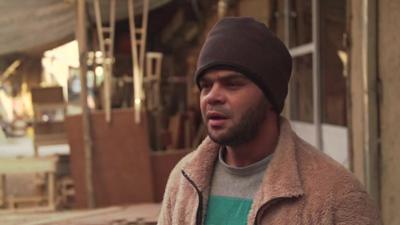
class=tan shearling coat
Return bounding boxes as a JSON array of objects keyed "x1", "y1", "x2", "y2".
[{"x1": 157, "y1": 118, "x2": 381, "y2": 225}]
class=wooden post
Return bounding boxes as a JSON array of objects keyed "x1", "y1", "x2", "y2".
[
  {"x1": 145, "y1": 52, "x2": 163, "y2": 149},
  {"x1": 362, "y1": 0, "x2": 380, "y2": 204},
  {"x1": 47, "y1": 172, "x2": 56, "y2": 210},
  {"x1": 76, "y1": 0, "x2": 95, "y2": 208},
  {"x1": 144, "y1": 52, "x2": 163, "y2": 110},
  {"x1": 0, "y1": 174, "x2": 6, "y2": 207}
]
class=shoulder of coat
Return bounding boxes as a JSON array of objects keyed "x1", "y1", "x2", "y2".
[{"x1": 294, "y1": 135, "x2": 365, "y2": 194}]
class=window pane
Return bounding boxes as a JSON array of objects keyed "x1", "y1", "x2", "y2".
[
  {"x1": 268, "y1": 0, "x2": 312, "y2": 47},
  {"x1": 289, "y1": 0, "x2": 312, "y2": 47},
  {"x1": 321, "y1": 0, "x2": 347, "y2": 126},
  {"x1": 290, "y1": 53, "x2": 313, "y2": 122}
]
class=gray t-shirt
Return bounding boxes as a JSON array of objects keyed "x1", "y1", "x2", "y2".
[{"x1": 204, "y1": 148, "x2": 273, "y2": 225}]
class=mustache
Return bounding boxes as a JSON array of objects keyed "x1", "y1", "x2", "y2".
[{"x1": 206, "y1": 105, "x2": 232, "y2": 117}]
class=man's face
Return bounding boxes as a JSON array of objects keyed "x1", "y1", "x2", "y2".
[{"x1": 199, "y1": 70, "x2": 269, "y2": 146}]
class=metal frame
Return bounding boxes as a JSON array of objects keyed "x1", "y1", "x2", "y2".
[
  {"x1": 289, "y1": 42, "x2": 314, "y2": 57},
  {"x1": 311, "y1": 0, "x2": 322, "y2": 150},
  {"x1": 285, "y1": 0, "x2": 322, "y2": 150}
]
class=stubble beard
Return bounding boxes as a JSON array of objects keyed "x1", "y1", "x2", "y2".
[{"x1": 207, "y1": 98, "x2": 269, "y2": 147}]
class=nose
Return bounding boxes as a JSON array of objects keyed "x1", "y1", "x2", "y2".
[{"x1": 202, "y1": 83, "x2": 226, "y2": 105}]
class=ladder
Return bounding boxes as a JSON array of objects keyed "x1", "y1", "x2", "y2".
[
  {"x1": 93, "y1": 0, "x2": 116, "y2": 123},
  {"x1": 93, "y1": 0, "x2": 150, "y2": 124},
  {"x1": 128, "y1": 0, "x2": 149, "y2": 123}
]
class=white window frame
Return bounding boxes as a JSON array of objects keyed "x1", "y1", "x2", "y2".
[{"x1": 283, "y1": 0, "x2": 349, "y2": 167}]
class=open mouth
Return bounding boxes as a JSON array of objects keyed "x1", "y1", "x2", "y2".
[{"x1": 206, "y1": 112, "x2": 228, "y2": 127}]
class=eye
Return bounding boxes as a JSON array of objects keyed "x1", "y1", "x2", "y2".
[
  {"x1": 199, "y1": 80, "x2": 212, "y2": 90},
  {"x1": 225, "y1": 80, "x2": 245, "y2": 89}
]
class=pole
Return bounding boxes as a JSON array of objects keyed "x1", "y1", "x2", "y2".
[
  {"x1": 362, "y1": 0, "x2": 380, "y2": 204},
  {"x1": 312, "y1": 0, "x2": 323, "y2": 150},
  {"x1": 76, "y1": 0, "x2": 95, "y2": 208}
]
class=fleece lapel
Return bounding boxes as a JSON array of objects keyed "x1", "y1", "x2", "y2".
[
  {"x1": 248, "y1": 117, "x2": 305, "y2": 224},
  {"x1": 181, "y1": 137, "x2": 220, "y2": 191}
]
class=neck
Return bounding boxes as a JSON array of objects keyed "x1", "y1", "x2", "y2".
[{"x1": 224, "y1": 113, "x2": 280, "y2": 167}]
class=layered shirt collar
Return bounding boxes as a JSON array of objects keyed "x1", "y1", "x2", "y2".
[{"x1": 181, "y1": 117, "x2": 305, "y2": 224}]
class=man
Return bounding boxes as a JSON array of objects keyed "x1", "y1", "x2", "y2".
[{"x1": 158, "y1": 17, "x2": 380, "y2": 225}]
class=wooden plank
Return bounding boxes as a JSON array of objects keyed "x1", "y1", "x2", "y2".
[
  {"x1": 34, "y1": 122, "x2": 66, "y2": 136},
  {"x1": 168, "y1": 113, "x2": 185, "y2": 149},
  {"x1": 31, "y1": 87, "x2": 64, "y2": 104},
  {"x1": 33, "y1": 103, "x2": 66, "y2": 112},
  {"x1": 1, "y1": 205, "x2": 60, "y2": 214},
  {"x1": 7, "y1": 196, "x2": 46, "y2": 203},
  {"x1": 34, "y1": 134, "x2": 68, "y2": 143},
  {"x1": 0, "y1": 204, "x2": 159, "y2": 225},
  {"x1": 66, "y1": 109, "x2": 154, "y2": 208},
  {"x1": 0, "y1": 157, "x2": 57, "y2": 174},
  {"x1": 1, "y1": 206, "x2": 122, "y2": 225},
  {"x1": 46, "y1": 203, "x2": 160, "y2": 225},
  {"x1": 7, "y1": 195, "x2": 47, "y2": 211},
  {"x1": 0, "y1": 174, "x2": 6, "y2": 207},
  {"x1": 47, "y1": 173, "x2": 55, "y2": 210}
]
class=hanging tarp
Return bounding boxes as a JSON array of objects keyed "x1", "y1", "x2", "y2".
[{"x1": 0, "y1": 0, "x2": 171, "y2": 56}]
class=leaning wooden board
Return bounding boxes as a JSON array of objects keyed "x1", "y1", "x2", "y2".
[{"x1": 0, "y1": 203, "x2": 160, "y2": 225}]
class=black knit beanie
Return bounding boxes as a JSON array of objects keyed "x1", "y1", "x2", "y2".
[{"x1": 194, "y1": 17, "x2": 292, "y2": 114}]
